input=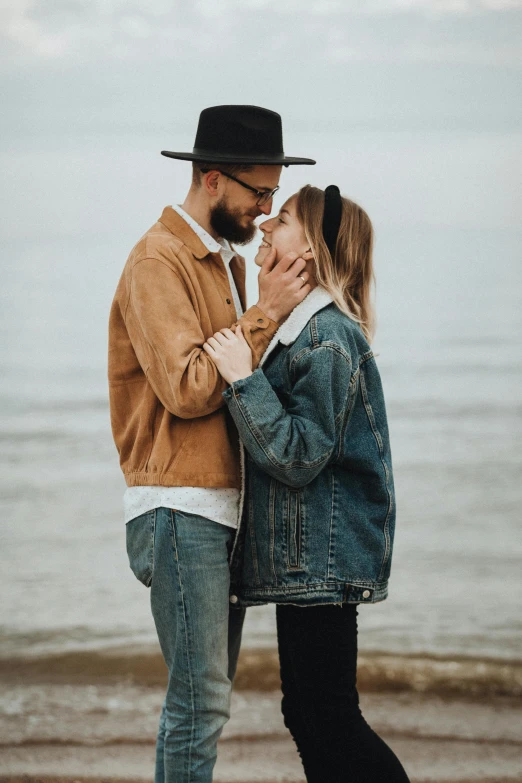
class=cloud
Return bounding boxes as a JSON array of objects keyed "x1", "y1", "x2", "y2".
[
  {"x1": 1, "y1": 0, "x2": 521, "y2": 139},
  {"x1": 1, "y1": 0, "x2": 521, "y2": 67}
]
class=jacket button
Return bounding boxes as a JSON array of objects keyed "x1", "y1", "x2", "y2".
[
  {"x1": 257, "y1": 318, "x2": 264, "y2": 323},
  {"x1": 229, "y1": 595, "x2": 239, "y2": 604},
  {"x1": 226, "y1": 298, "x2": 231, "y2": 304},
  {"x1": 362, "y1": 590, "x2": 371, "y2": 599}
]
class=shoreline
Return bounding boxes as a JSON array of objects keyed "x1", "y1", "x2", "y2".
[
  {"x1": 1, "y1": 683, "x2": 521, "y2": 781},
  {"x1": 1, "y1": 646, "x2": 521, "y2": 699},
  {"x1": 2, "y1": 645, "x2": 521, "y2": 781},
  {"x1": 1, "y1": 778, "x2": 520, "y2": 783},
  {"x1": 1, "y1": 772, "x2": 521, "y2": 783}
]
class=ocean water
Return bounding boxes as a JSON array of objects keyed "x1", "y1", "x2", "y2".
[{"x1": 1, "y1": 132, "x2": 521, "y2": 692}]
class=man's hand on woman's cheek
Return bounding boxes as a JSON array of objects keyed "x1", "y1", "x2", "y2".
[{"x1": 256, "y1": 248, "x2": 311, "y2": 324}]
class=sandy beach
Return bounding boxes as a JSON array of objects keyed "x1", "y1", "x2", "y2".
[
  {"x1": 1, "y1": 646, "x2": 521, "y2": 783},
  {"x1": 1, "y1": 692, "x2": 521, "y2": 782}
]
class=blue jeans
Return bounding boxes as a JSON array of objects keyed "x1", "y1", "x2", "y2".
[{"x1": 126, "y1": 507, "x2": 245, "y2": 783}]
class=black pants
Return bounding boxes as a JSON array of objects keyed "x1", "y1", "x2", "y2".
[{"x1": 276, "y1": 603, "x2": 411, "y2": 783}]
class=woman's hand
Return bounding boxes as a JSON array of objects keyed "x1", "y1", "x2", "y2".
[{"x1": 203, "y1": 325, "x2": 253, "y2": 385}]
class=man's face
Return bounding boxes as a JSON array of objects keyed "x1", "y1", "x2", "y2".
[{"x1": 209, "y1": 165, "x2": 282, "y2": 245}]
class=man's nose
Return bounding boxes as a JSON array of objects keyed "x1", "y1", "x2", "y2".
[{"x1": 258, "y1": 198, "x2": 274, "y2": 216}]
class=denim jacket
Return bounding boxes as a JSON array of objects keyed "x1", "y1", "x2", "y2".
[{"x1": 223, "y1": 286, "x2": 395, "y2": 607}]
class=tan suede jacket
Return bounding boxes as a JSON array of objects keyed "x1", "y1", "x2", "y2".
[{"x1": 108, "y1": 206, "x2": 279, "y2": 488}]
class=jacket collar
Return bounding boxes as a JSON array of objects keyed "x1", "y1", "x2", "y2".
[
  {"x1": 260, "y1": 286, "x2": 334, "y2": 367},
  {"x1": 158, "y1": 206, "x2": 211, "y2": 260},
  {"x1": 158, "y1": 205, "x2": 247, "y2": 311},
  {"x1": 171, "y1": 204, "x2": 238, "y2": 261}
]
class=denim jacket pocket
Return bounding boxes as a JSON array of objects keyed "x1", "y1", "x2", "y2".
[
  {"x1": 126, "y1": 509, "x2": 156, "y2": 587},
  {"x1": 285, "y1": 488, "x2": 304, "y2": 571}
]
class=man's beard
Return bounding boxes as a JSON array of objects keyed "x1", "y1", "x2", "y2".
[{"x1": 210, "y1": 198, "x2": 258, "y2": 245}]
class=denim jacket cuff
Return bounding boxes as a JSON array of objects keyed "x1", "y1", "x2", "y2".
[{"x1": 222, "y1": 368, "x2": 267, "y2": 403}]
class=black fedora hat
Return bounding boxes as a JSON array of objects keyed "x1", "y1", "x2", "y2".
[{"x1": 161, "y1": 105, "x2": 315, "y2": 167}]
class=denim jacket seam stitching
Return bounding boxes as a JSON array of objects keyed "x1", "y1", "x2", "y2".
[
  {"x1": 240, "y1": 578, "x2": 387, "y2": 593},
  {"x1": 310, "y1": 315, "x2": 318, "y2": 347},
  {"x1": 327, "y1": 469, "x2": 336, "y2": 579},
  {"x1": 285, "y1": 488, "x2": 304, "y2": 570},
  {"x1": 336, "y1": 374, "x2": 359, "y2": 460},
  {"x1": 379, "y1": 493, "x2": 394, "y2": 582},
  {"x1": 359, "y1": 349, "x2": 375, "y2": 366},
  {"x1": 269, "y1": 479, "x2": 278, "y2": 584},
  {"x1": 289, "y1": 342, "x2": 351, "y2": 375},
  {"x1": 288, "y1": 344, "x2": 352, "y2": 460},
  {"x1": 291, "y1": 345, "x2": 351, "y2": 461},
  {"x1": 232, "y1": 396, "x2": 330, "y2": 471},
  {"x1": 359, "y1": 371, "x2": 394, "y2": 581}
]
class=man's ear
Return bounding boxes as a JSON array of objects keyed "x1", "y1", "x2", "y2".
[{"x1": 204, "y1": 170, "x2": 221, "y2": 197}]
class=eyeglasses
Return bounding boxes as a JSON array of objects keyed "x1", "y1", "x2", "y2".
[{"x1": 200, "y1": 169, "x2": 280, "y2": 206}]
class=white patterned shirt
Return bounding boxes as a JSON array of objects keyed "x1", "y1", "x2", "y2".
[{"x1": 124, "y1": 205, "x2": 244, "y2": 529}]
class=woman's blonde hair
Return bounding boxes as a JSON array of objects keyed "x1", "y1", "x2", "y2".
[{"x1": 296, "y1": 185, "x2": 375, "y2": 342}]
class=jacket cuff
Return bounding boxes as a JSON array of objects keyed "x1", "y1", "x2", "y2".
[
  {"x1": 223, "y1": 368, "x2": 272, "y2": 407},
  {"x1": 240, "y1": 305, "x2": 279, "y2": 335}
]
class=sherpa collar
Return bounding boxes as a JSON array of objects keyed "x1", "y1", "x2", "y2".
[{"x1": 259, "y1": 286, "x2": 334, "y2": 367}]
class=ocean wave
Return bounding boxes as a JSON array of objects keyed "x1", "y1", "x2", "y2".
[{"x1": 1, "y1": 647, "x2": 520, "y2": 699}]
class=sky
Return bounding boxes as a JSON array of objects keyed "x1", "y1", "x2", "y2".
[
  {"x1": 1, "y1": 0, "x2": 521, "y2": 140},
  {"x1": 0, "y1": 1, "x2": 520, "y2": 243}
]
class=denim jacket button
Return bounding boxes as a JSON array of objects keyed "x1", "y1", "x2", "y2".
[
  {"x1": 362, "y1": 590, "x2": 371, "y2": 598},
  {"x1": 229, "y1": 594, "x2": 239, "y2": 604}
]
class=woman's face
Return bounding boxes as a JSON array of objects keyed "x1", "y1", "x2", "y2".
[{"x1": 254, "y1": 195, "x2": 310, "y2": 267}]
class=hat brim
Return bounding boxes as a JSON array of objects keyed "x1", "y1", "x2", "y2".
[{"x1": 161, "y1": 150, "x2": 316, "y2": 166}]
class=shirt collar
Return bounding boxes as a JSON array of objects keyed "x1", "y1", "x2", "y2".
[{"x1": 172, "y1": 204, "x2": 235, "y2": 263}]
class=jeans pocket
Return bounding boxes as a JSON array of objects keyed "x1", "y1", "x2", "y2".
[{"x1": 126, "y1": 510, "x2": 156, "y2": 587}]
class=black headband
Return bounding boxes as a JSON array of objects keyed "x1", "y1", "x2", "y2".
[{"x1": 322, "y1": 185, "x2": 342, "y2": 257}]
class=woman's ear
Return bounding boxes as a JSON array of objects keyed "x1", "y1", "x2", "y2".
[{"x1": 302, "y1": 249, "x2": 314, "y2": 261}]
